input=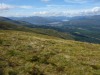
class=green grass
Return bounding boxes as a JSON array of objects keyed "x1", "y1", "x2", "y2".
[{"x1": 0, "y1": 30, "x2": 100, "y2": 75}]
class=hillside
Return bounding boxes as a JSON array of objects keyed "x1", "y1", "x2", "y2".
[
  {"x1": 0, "y1": 16, "x2": 100, "y2": 45},
  {"x1": 0, "y1": 19, "x2": 74, "y2": 40},
  {"x1": 0, "y1": 30, "x2": 100, "y2": 75},
  {"x1": 9, "y1": 16, "x2": 100, "y2": 44}
]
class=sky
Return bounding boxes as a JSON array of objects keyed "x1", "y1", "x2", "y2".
[{"x1": 0, "y1": 0, "x2": 100, "y2": 17}]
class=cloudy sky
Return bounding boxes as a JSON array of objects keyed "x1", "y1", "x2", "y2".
[{"x1": 0, "y1": 0, "x2": 100, "y2": 17}]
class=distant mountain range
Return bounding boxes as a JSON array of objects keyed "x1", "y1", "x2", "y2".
[
  {"x1": 1, "y1": 15, "x2": 100, "y2": 43},
  {"x1": 9, "y1": 15, "x2": 100, "y2": 26},
  {"x1": 0, "y1": 17, "x2": 74, "y2": 40},
  {"x1": 10, "y1": 16, "x2": 69, "y2": 25}
]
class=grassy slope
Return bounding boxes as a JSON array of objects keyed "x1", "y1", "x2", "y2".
[
  {"x1": 0, "y1": 21, "x2": 74, "y2": 40},
  {"x1": 0, "y1": 30, "x2": 100, "y2": 75},
  {"x1": 1, "y1": 17, "x2": 100, "y2": 44}
]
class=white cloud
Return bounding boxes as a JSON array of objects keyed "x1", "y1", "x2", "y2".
[
  {"x1": 79, "y1": 7, "x2": 100, "y2": 16},
  {"x1": 64, "y1": 0, "x2": 89, "y2": 3},
  {"x1": 64, "y1": 0, "x2": 100, "y2": 4},
  {"x1": 0, "y1": 3, "x2": 33, "y2": 10},
  {"x1": 0, "y1": 3, "x2": 13, "y2": 10},
  {"x1": 41, "y1": 0, "x2": 50, "y2": 2},
  {"x1": 18, "y1": 6, "x2": 33, "y2": 9},
  {"x1": 0, "y1": 3, "x2": 100, "y2": 17},
  {"x1": 92, "y1": 7, "x2": 100, "y2": 13},
  {"x1": 32, "y1": 11, "x2": 63, "y2": 16},
  {"x1": 32, "y1": 7, "x2": 100, "y2": 17},
  {"x1": 62, "y1": 7, "x2": 100, "y2": 16}
]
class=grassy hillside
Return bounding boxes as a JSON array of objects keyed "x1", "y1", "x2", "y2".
[
  {"x1": 0, "y1": 21, "x2": 74, "y2": 40},
  {"x1": 1, "y1": 16, "x2": 100, "y2": 44},
  {"x1": 0, "y1": 30, "x2": 100, "y2": 75}
]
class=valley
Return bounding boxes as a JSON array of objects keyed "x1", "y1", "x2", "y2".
[{"x1": 8, "y1": 16, "x2": 100, "y2": 44}]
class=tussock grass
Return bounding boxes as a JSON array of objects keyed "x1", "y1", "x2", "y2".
[{"x1": 0, "y1": 30, "x2": 100, "y2": 75}]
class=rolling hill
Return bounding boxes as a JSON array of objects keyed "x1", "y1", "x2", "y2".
[
  {"x1": 0, "y1": 17, "x2": 74, "y2": 40},
  {"x1": 59, "y1": 15, "x2": 100, "y2": 43},
  {"x1": 9, "y1": 15, "x2": 100, "y2": 44}
]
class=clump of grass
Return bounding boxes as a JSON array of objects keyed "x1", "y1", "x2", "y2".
[
  {"x1": 8, "y1": 70, "x2": 18, "y2": 75},
  {"x1": 0, "y1": 61, "x2": 8, "y2": 68},
  {"x1": 29, "y1": 66, "x2": 44, "y2": 75},
  {"x1": 31, "y1": 55, "x2": 40, "y2": 62},
  {"x1": 0, "y1": 61, "x2": 8, "y2": 75},
  {"x1": 8, "y1": 50, "x2": 20, "y2": 56},
  {"x1": 0, "y1": 40, "x2": 3, "y2": 45},
  {"x1": 90, "y1": 64, "x2": 100, "y2": 70},
  {"x1": 0, "y1": 68, "x2": 4, "y2": 75},
  {"x1": 93, "y1": 70, "x2": 100, "y2": 75}
]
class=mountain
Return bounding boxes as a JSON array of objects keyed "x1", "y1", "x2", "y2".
[
  {"x1": 2, "y1": 16, "x2": 100, "y2": 43},
  {"x1": 48, "y1": 15, "x2": 100, "y2": 43},
  {"x1": 10, "y1": 16, "x2": 69, "y2": 25},
  {"x1": 10, "y1": 15, "x2": 100, "y2": 26},
  {"x1": 10, "y1": 16, "x2": 56, "y2": 25},
  {"x1": 0, "y1": 30, "x2": 100, "y2": 75},
  {"x1": 69, "y1": 15, "x2": 100, "y2": 21},
  {"x1": 0, "y1": 17, "x2": 74, "y2": 40},
  {"x1": 59, "y1": 15, "x2": 100, "y2": 43},
  {"x1": 35, "y1": 15, "x2": 100, "y2": 44},
  {"x1": 0, "y1": 16, "x2": 35, "y2": 27}
]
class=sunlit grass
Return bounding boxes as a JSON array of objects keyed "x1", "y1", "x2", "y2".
[{"x1": 0, "y1": 30, "x2": 100, "y2": 75}]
